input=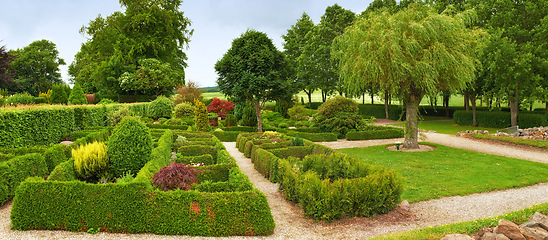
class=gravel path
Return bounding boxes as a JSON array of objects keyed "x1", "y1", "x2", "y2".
[{"x1": 1, "y1": 139, "x2": 547, "y2": 240}]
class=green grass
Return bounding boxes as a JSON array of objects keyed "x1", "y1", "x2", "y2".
[
  {"x1": 370, "y1": 202, "x2": 548, "y2": 240},
  {"x1": 471, "y1": 133, "x2": 548, "y2": 149},
  {"x1": 390, "y1": 120, "x2": 499, "y2": 135},
  {"x1": 340, "y1": 143, "x2": 548, "y2": 203}
]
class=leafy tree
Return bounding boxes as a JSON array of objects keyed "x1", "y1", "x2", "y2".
[
  {"x1": 118, "y1": 58, "x2": 184, "y2": 96},
  {"x1": 299, "y1": 4, "x2": 355, "y2": 102},
  {"x1": 333, "y1": 4, "x2": 483, "y2": 148},
  {"x1": 215, "y1": 30, "x2": 290, "y2": 132},
  {"x1": 68, "y1": 83, "x2": 87, "y2": 104},
  {"x1": 69, "y1": 0, "x2": 192, "y2": 96},
  {"x1": 173, "y1": 81, "x2": 203, "y2": 105},
  {"x1": 282, "y1": 13, "x2": 316, "y2": 107},
  {"x1": 9, "y1": 40, "x2": 65, "y2": 96},
  {"x1": 0, "y1": 45, "x2": 18, "y2": 90}
]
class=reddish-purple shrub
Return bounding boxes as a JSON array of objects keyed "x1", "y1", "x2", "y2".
[
  {"x1": 152, "y1": 163, "x2": 203, "y2": 191},
  {"x1": 207, "y1": 97, "x2": 234, "y2": 119}
]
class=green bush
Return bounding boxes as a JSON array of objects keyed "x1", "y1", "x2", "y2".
[
  {"x1": 128, "y1": 102, "x2": 151, "y2": 118},
  {"x1": 346, "y1": 128, "x2": 404, "y2": 141},
  {"x1": 68, "y1": 83, "x2": 87, "y2": 105},
  {"x1": 34, "y1": 97, "x2": 47, "y2": 104},
  {"x1": 224, "y1": 114, "x2": 238, "y2": 127},
  {"x1": 174, "y1": 102, "x2": 194, "y2": 118},
  {"x1": 179, "y1": 145, "x2": 217, "y2": 162},
  {"x1": 5, "y1": 93, "x2": 35, "y2": 106},
  {"x1": 357, "y1": 104, "x2": 403, "y2": 120},
  {"x1": 98, "y1": 98, "x2": 115, "y2": 104},
  {"x1": 149, "y1": 96, "x2": 174, "y2": 119},
  {"x1": 315, "y1": 112, "x2": 364, "y2": 138},
  {"x1": 240, "y1": 102, "x2": 257, "y2": 127},
  {"x1": 176, "y1": 154, "x2": 215, "y2": 166},
  {"x1": 290, "y1": 135, "x2": 304, "y2": 146},
  {"x1": 47, "y1": 158, "x2": 77, "y2": 182},
  {"x1": 108, "y1": 117, "x2": 152, "y2": 177},
  {"x1": 317, "y1": 96, "x2": 358, "y2": 119},
  {"x1": 194, "y1": 99, "x2": 210, "y2": 132},
  {"x1": 107, "y1": 106, "x2": 130, "y2": 126},
  {"x1": 288, "y1": 104, "x2": 314, "y2": 121},
  {"x1": 0, "y1": 153, "x2": 48, "y2": 199},
  {"x1": 44, "y1": 144, "x2": 70, "y2": 172},
  {"x1": 50, "y1": 84, "x2": 70, "y2": 104}
]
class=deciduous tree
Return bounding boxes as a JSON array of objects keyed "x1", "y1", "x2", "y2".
[
  {"x1": 215, "y1": 30, "x2": 290, "y2": 132},
  {"x1": 0, "y1": 45, "x2": 18, "y2": 90},
  {"x1": 333, "y1": 4, "x2": 483, "y2": 148}
]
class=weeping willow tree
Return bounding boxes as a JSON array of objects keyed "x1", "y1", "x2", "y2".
[{"x1": 333, "y1": 4, "x2": 484, "y2": 149}]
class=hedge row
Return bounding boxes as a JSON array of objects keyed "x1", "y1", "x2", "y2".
[
  {"x1": 212, "y1": 131, "x2": 242, "y2": 142},
  {"x1": 453, "y1": 110, "x2": 548, "y2": 128},
  {"x1": 282, "y1": 130, "x2": 337, "y2": 142},
  {"x1": 346, "y1": 128, "x2": 404, "y2": 141},
  {"x1": 0, "y1": 153, "x2": 49, "y2": 204},
  {"x1": 12, "y1": 130, "x2": 275, "y2": 236},
  {"x1": 237, "y1": 132, "x2": 403, "y2": 221}
]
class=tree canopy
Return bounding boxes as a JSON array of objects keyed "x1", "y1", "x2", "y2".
[
  {"x1": 215, "y1": 30, "x2": 290, "y2": 132},
  {"x1": 333, "y1": 4, "x2": 484, "y2": 148},
  {"x1": 69, "y1": 0, "x2": 192, "y2": 96},
  {"x1": 0, "y1": 45, "x2": 17, "y2": 90},
  {"x1": 9, "y1": 40, "x2": 65, "y2": 96}
]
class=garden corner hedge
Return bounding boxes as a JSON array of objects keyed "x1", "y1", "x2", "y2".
[
  {"x1": 11, "y1": 130, "x2": 275, "y2": 236},
  {"x1": 237, "y1": 132, "x2": 403, "y2": 221}
]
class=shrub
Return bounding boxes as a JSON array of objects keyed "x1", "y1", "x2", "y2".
[
  {"x1": 72, "y1": 141, "x2": 109, "y2": 180},
  {"x1": 315, "y1": 112, "x2": 364, "y2": 138},
  {"x1": 44, "y1": 144, "x2": 70, "y2": 172},
  {"x1": 107, "y1": 106, "x2": 130, "y2": 126},
  {"x1": 212, "y1": 131, "x2": 240, "y2": 142},
  {"x1": 224, "y1": 114, "x2": 238, "y2": 127},
  {"x1": 38, "y1": 90, "x2": 51, "y2": 104},
  {"x1": 288, "y1": 104, "x2": 313, "y2": 121},
  {"x1": 164, "y1": 118, "x2": 183, "y2": 126},
  {"x1": 346, "y1": 128, "x2": 404, "y2": 141},
  {"x1": 290, "y1": 135, "x2": 304, "y2": 146},
  {"x1": 98, "y1": 98, "x2": 115, "y2": 104},
  {"x1": 194, "y1": 99, "x2": 210, "y2": 132},
  {"x1": 5, "y1": 93, "x2": 34, "y2": 106},
  {"x1": 34, "y1": 97, "x2": 47, "y2": 104},
  {"x1": 317, "y1": 96, "x2": 358, "y2": 119},
  {"x1": 3, "y1": 153, "x2": 48, "y2": 197},
  {"x1": 47, "y1": 158, "x2": 77, "y2": 181},
  {"x1": 207, "y1": 98, "x2": 234, "y2": 119},
  {"x1": 149, "y1": 96, "x2": 174, "y2": 119},
  {"x1": 128, "y1": 103, "x2": 151, "y2": 118},
  {"x1": 108, "y1": 117, "x2": 152, "y2": 177},
  {"x1": 174, "y1": 102, "x2": 194, "y2": 118},
  {"x1": 152, "y1": 163, "x2": 203, "y2": 191},
  {"x1": 173, "y1": 81, "x2": 203, "y2": 104},
  {"x1": 240, "y1": 101, "x2": 257, "y2": 127},
  {"x1": 68, "y1": 83, "x2": 87, "y2": 105},
  {"x1": 50, "y1": 84, "x2": 70, "y2": 104}
]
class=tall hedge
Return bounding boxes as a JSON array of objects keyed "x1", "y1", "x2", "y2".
[
  {"x1": 453, "y1": 110, "x2": 548, "y2": 129},
  {"x1": 108, "y1": 117, "x2": 152, "y2": 177},
  {"x1": 0, "y1": 153, "x2": 48, "y2": 204}
]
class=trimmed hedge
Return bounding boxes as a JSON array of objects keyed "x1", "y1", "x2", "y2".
[
  {"x1": 0, "y1": 153, "x2": 48, "y2": 204},
  {"x1": 14, "y1": 129, "x2": 275, "y2": 236},
  {"x1": 453, "y1": 110, "x2": 548, "y2": 128},
  {"x1": 176, "y1": 154, "x2": 215, "y2": 165},
  {"x1": 212, "y1": 131, "x2": 241, "y2": 142},
  {"x1": 282, "y1": 131, "x2": 338, "y2": 142},
  {"x1": 239, "y1": 132, "x2": 403, "y2": 221},
  {"x1": 346, "y1": 128, "x2": 404, "y2": 141}
]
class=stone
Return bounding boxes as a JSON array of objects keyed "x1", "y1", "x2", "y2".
[
  {"x1": 441, "y1": 234, "x2": 474, "y2": 240},
  {"x1": 59, "y1": 141, "x2": 73, "y2": 146},
  {"x1": 529, "y1": 212, "x2": 548, "y2": 231},
  {"x1": 494, "y1": 219, "x2": 526, "y2": 240},
  {"x1": 399, "y1": 200, "x2": 410, "y2": 211},
  {"x1": 520, "y1": 226, "x2": 548, "y2": 240},
  {"x1": 482, "y1": 232, "x2": 511, "y2": 240}
]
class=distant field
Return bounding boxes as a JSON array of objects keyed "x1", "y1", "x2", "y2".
[{"x1": 202, "y1": 90, "x2": 545, "y2": 109}]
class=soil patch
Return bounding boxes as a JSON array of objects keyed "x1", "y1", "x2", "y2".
[{"x1": 386, "y1": 144, "x2": 436, "y2": 152}]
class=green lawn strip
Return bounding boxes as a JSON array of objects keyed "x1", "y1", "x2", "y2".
[
  {"x1": 471, "y1": 133, "x2": 548, "y2": 149},
  {"x1": 370, "y1": 202, "x2": 548, "y2": 240},
  {"x1": 390, "y1": 120, "x2": 498, "y2": 135},
  {"x1": 340, "y1": 143, "x2": 548, "y2": 203}
]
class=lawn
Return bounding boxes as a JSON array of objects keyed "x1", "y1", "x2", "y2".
[
  {"x1": 340, "y1": 143, "x2": 548, "y2": 203},
  {"x1": 390, "y1": 120, "x2": 499, "y2": 135}
]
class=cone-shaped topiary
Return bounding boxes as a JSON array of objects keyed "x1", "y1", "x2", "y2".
[
  {"x1": 107, "y1": 116, "x2": 152, "y2": 177},
  {"x1": 194, "y1": 99, "x2": 209, "y2": 132},
  {"x1": 149, "y1": 96, "x2": 174, "y2": 119},
  {"x1": 50, "y1": 84, "x2": 69, "y2": 104},
  {"x1": 68, "y1": 83, "x2": 87, "y2": 105}
]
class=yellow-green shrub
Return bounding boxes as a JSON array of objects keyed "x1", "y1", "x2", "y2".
[{"x1": 72, "y1": 141, "x2": 109, "y2": 180}]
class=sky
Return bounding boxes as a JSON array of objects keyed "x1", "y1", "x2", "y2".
[{"x1": 0, "y1": 0, "x2": 373, "y2": 88}]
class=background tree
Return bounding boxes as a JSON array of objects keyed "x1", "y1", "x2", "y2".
[
  {"x1": 69, "y1": 0, "x2": 192, "y2": 97},
  {"x1": 173, "y1": 81, "x2": 203, "y2": 105},
  {"x1": 299, "y1": 4, "x2": 355, "y2": 102},
  {"x1": 333, "y1": 4, "x2": 483, "y2": 148},
  {"x1": 215, "y1": 30, "x2": 290, "y2": 132},
  {"x1": 282, "y1": 13, "x2": 316, "y2": 107},
  {"x1": 118, "y1": 58, "x2": 184, "y2": 96},
  {"x1": 0, "y1": 45, "x2": 18, "y2": 90},
  {"x1": 9, "y1": 40, "x2": 65, "y2": 96}
]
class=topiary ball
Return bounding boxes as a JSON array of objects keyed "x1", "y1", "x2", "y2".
[
  {"x1": 150, "y1": 96, "x2": 174, "y2": 119},
  {"x1": 317, "y1": 96, "x2": 358, "y2": 119},
  {"x1": 107, "y1": 117, "x2": 152, "y2": 177},
  {"x1": 174, "y1": 102, "x2": 195, "y2": 118}
]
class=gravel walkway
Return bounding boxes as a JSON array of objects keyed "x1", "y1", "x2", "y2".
[{"x1": 1, "y1": 140, "x2": 547, "y2": 240}]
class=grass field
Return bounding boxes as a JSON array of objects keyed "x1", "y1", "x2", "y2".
[
  {"x1": 340, "y1": 143, "x2": 548, "y2": 203},
  {"x1": 390, "y1": 120, "x2": 500, "y2": 135},
  {"x1": 202, "y1": 90, "x2": 546, "y2": 109}
]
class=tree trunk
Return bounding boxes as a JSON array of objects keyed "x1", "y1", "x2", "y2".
[
  {"x1": 384, "y1": 90, "x2": 389, "y2": 119},
  {"x1": 254, "y1": 101, "x2": 263, "y2": 132},
  {"x1": 321, "y1": 90, "x2": 327, "y2": 102},
  {"x1": 546, "y1": 102, "x2": 548, "y2": 113},
  {"x1": 307, "y1": 91, "x2": 312, "y2": 108},
  {"x1": 362, "y1": 92, "x2": 365, "y2": 104},
  {"x1": 471, "y1": 90, "x2": 477, "y2": 126},
  {"x1": 403, "y1": 93, "x2": 422, "y2": 149},
  {"x1": 463, "y1": 90, "x2": 470, "y2": 111},
  {"x1": 510, "y1": 89, "x2": 519, "y2": 127},
  {"x1": 443, "y1": 91, "x2": 450, "y2": 118}
]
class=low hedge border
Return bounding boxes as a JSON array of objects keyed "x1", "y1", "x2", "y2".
[
  {"x1": 12, "y1": 130, "x2": 275, "y2": 236},
  {"x1": 454, "y1": 110, "x2": 548, "y2": 129},
  {"x1": 281, "y1": 130, "x2": 338, "y2": 142},
  {"x1": 346, "y1": 128, "x2": 404, "y2": 141},
  {"x1": 237, "y1": 132, "x2": 403, "y2": 222},
  {"x1": 212, "y1": 131, "x2": 241, "y2": 142}
]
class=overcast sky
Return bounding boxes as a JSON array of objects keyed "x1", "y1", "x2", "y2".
[{"x1": 1, "y1": 0, "x2": 372, "y2": 88}]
